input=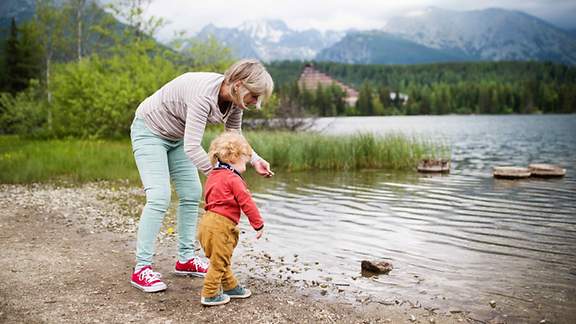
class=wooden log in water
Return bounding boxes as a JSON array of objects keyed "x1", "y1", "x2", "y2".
[
  {"x1": 493, "y1": 166, "x2": 531, "y2": 179},
  {"x1": 528, "y1": 164, "x2": 566, "y2": 178},
  {"x1": 417, "y1": 159, "x2": 450, "y2": 173}
]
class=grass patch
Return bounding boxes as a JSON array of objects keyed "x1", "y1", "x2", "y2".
[
  {"x1": 0, "y1": 132, "x2": 449, "y2": 184},
  {"x1": 0, "y1": 136, "x2": 138, "y2": 184}
]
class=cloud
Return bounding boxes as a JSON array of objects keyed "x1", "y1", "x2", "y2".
[{"x1": 143, "y1": 0, "x2": 576, "y2": 41}]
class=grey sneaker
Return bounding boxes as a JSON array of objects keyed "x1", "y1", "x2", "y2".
[
  {"x1": 201, "y1": 293, "x2": 230, "y2": 306},
  {"x1": 223, "y1": 285, "x2": 252, "y2": 299}
]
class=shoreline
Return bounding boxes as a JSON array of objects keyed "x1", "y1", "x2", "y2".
[{"x1": 0, "y1": 182, "x2": 528, "y2": 323}]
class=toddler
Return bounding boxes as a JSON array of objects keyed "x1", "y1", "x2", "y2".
[{"x1": 198, "y1": 132, "x2": 265, "y2": 306}]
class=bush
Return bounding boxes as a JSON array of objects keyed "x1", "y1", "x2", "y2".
[
  {"x1": 50, "y1": 49, "x2": 182, "y2": 138},
  {"x1": 0, "y1": 80, "x2": 48, "y2": 137}
]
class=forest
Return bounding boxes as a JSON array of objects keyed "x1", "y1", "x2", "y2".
[{"x1": 267, "y1": 61, "x2": 576, "y2": 116}]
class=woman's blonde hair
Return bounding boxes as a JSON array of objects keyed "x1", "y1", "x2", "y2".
[
  {"x1": 224, "y1": 59, "x2": 274, "y2": 110},
  {"x1": 208, "y1": 132, "x2": 253, "y2": 165}
]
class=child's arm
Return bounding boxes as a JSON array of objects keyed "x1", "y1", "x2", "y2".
[{"x1": 229, "y1": 177, "x2": 264, "y2": 233}]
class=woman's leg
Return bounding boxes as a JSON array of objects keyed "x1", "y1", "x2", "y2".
[
  {"x1": 131, "y1": 118, "x2": 172, "y2": 269},
  {"x1": 168, "y1": 141, "x2": 203, "y2": 263}
]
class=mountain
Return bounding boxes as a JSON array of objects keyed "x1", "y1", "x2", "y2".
[
  {"x1": 316, "y1": 31, "x2": 471, "y2": 64},
  {"x1": 194, "y1": 19, "x2": 344, "y2": 62},
  {"x1": 6, "y1": 2, "x2": 574, "y2": 65},
  {"x1": 193, "y1": 9, "x2": 576, "y2": 65},
  {"x1": 195, "y1": 23, "x2": 260, "y2": 58},
  {"x1": 379, "y1": 7, "x2": 576, "y2": 65}
]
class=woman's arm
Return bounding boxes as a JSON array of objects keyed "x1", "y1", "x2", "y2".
[
  {"x1": 183, "y1": 96, "x2": 214, "y2": 175},
  {"x1": 225, "y1": 108, "x2": 272, "y2": 175}
]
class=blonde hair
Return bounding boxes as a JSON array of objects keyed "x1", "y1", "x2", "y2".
[
  {"x1": 208, "y1": 132, "x2": 253, "y2": 165},
  {"x1": 224, "y1": 59, "x2": 274, "y2": 110}
]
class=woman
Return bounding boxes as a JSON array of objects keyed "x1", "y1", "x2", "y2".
[{"x1": 129, "y1": 59, "x2": 274, "y2": 292}]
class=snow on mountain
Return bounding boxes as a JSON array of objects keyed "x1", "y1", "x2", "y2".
[
  {"x1": 380, "y1": 7, "x2": 576, "y2": 64},
  {"x1": 195, "y1": 19, "x2": 345, "y2": 62}
]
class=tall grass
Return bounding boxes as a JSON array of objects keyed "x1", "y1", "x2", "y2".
[
  {"x1": 239, "y1": 131, "x2": 448, "y2": 171},
  {"x1": 0, "y1": 136, "x2": 138, "y2": 183},
  {"x1": 0, "y1": 132, "x2": 448, "y2": 184}
]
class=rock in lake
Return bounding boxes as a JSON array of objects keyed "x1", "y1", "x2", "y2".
[
  {"x1": 493, "y1": 166, "x2": 531, "y2": 179},
  {"x1": 528, "y1": 164, "x2": 566, "y2": 178},
  {"x1": 417, "y1": 159, "x2": 450, "y2": 173},
  {"x1": 361, "y1": 260, "x2": 393, "y2": 274}
]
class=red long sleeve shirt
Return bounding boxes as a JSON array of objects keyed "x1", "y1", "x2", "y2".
[{"x1": 204, "y1": 169, "x2": 264, "y2": 231}]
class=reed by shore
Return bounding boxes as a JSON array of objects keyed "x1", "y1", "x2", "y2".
[{"x1": 0, "y1": 132, "x2": 448, "y2": 184}]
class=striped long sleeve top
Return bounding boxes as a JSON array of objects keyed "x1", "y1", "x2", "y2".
[{"x1": 135, "y1": 72, "x2": 260, "y2": 175}]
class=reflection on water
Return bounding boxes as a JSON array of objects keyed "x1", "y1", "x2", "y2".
[{"x1": 242, "y1": 115, "x2": 576, "y2": 323}]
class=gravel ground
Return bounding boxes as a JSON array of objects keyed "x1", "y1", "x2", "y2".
[{"x1": 0, "y1": 182, "x2": 474, "y2": 324}]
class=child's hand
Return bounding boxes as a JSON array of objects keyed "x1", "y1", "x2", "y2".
[{"x1": 255, "y1": 228, "x2": 264, "y2": 240}]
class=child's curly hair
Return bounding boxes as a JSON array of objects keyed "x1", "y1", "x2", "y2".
[{"x1": 208, "y1": 132, "x2": 253, "y2": 165}]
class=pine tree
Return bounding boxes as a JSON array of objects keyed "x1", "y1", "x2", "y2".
[
  {"x1": 356, "y1": 82, "x2": 374, "y2": 116},
  {"x1": 4, "y1": 18, "x2": 28, "y2": 93}
]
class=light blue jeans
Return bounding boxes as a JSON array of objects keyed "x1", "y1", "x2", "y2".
[{"x1": 130, "y1": 117, "x2": 202, "y2": 269}]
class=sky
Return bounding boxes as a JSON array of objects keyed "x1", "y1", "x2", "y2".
[{"x1": 137, "y1": 0, "x2": 576, "y2": 41}]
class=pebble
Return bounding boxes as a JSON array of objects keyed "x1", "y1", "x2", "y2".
[
  {"x1": 489, "y1": 300, "x2": 497, "y2": 308},
  {"x1": 1, "y1": 183, "x2": 143, "y2": 235}
]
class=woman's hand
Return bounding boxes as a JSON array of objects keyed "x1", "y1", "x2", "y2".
[{"x1": 252, "y1": 159, "x2": 274, "y2": 177}]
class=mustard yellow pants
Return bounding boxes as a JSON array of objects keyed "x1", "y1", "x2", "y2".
[{"x1": 197, "y1": 211, "x2": 240, "y2": 297}]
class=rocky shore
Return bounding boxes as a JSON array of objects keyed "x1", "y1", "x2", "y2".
[{"x1": 0, "y1": 182, "x2": 473, "y2": 323}]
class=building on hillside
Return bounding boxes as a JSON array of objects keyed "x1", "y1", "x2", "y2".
[{"x1": 297, "y1": 64, "x2": 359, "y2": 107}]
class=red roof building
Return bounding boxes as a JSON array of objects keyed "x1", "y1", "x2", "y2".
[{"x1": 297, "y1": 64, "x2": 359, "y2": 107}]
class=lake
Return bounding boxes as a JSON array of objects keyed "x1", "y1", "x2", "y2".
[{"x1": 243, "y1": 115, "x2": 576, "y2": 323}]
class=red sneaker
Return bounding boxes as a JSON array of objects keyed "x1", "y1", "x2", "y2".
[
  {"x1": 175, "y1": 257, "x2": 209, "y2": 277},
  {"x1": 130, "y1": 266, "x2": 167, "y2": 293}
]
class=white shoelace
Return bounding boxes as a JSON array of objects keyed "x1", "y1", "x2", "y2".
[
  {"x1": 139, "y1": 268, "x2": 162, "y2": 283},
  {"x1": 193, "y1": 257, "x2": 209, "y2": 269}
]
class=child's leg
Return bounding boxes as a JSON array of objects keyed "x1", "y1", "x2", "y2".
[
  {"x1": 131, "y1": 118, "x2": 173, "y2": 269},
  {"x1": 168, "y1": 143, "x2": 202, "y2": 263},
  {"x1": 198, "y1": 212, "x2": 237, "y2": 297},
  {"x1": 221, "y1": 226, "x2": 240, "y2": 291},
  {"x1": 221, "y1": 264, "x2": 239, "y2": 292}
]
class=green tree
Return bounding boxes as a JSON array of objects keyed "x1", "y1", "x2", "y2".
[
  {"x1": 372, "y1": 95, "x2": 384, "y2": 115},
  {"x1": 183, "y1": 35, "x2": 234, "y2": 72},
  {"x1": 0, "y1": 80, "x2": 47, "y2": 136},
  {"x1": 107, "y1": 0, "x2": 165, "y2": 44},
  {"x1": 315, "y1": 84, "x2": 331, "y2": 116},
  {"x1": 3, "y1": 18, "x2": 26, "y2": 93},
  {"x1": 329, "y1": 85, "x2": 346, "y2": 116},
  {"x1": 50, "y1": 50, "x2": 181, "y2": 138},
  {"x1": 35, "y1": 0, "x2": 68, "y2": 102},
  {"x1": 1, "y1": 17, "x2": 43, "y2": 94},
  {"x1": 378, "y1": 86, "x2": 391, "y2": 111},
  {"x1": 357, "y1": 81, "x2": 374, "y2": 116},
  {"x1": 64, "y1": 0, "x2": 87, "y2": 61}
]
